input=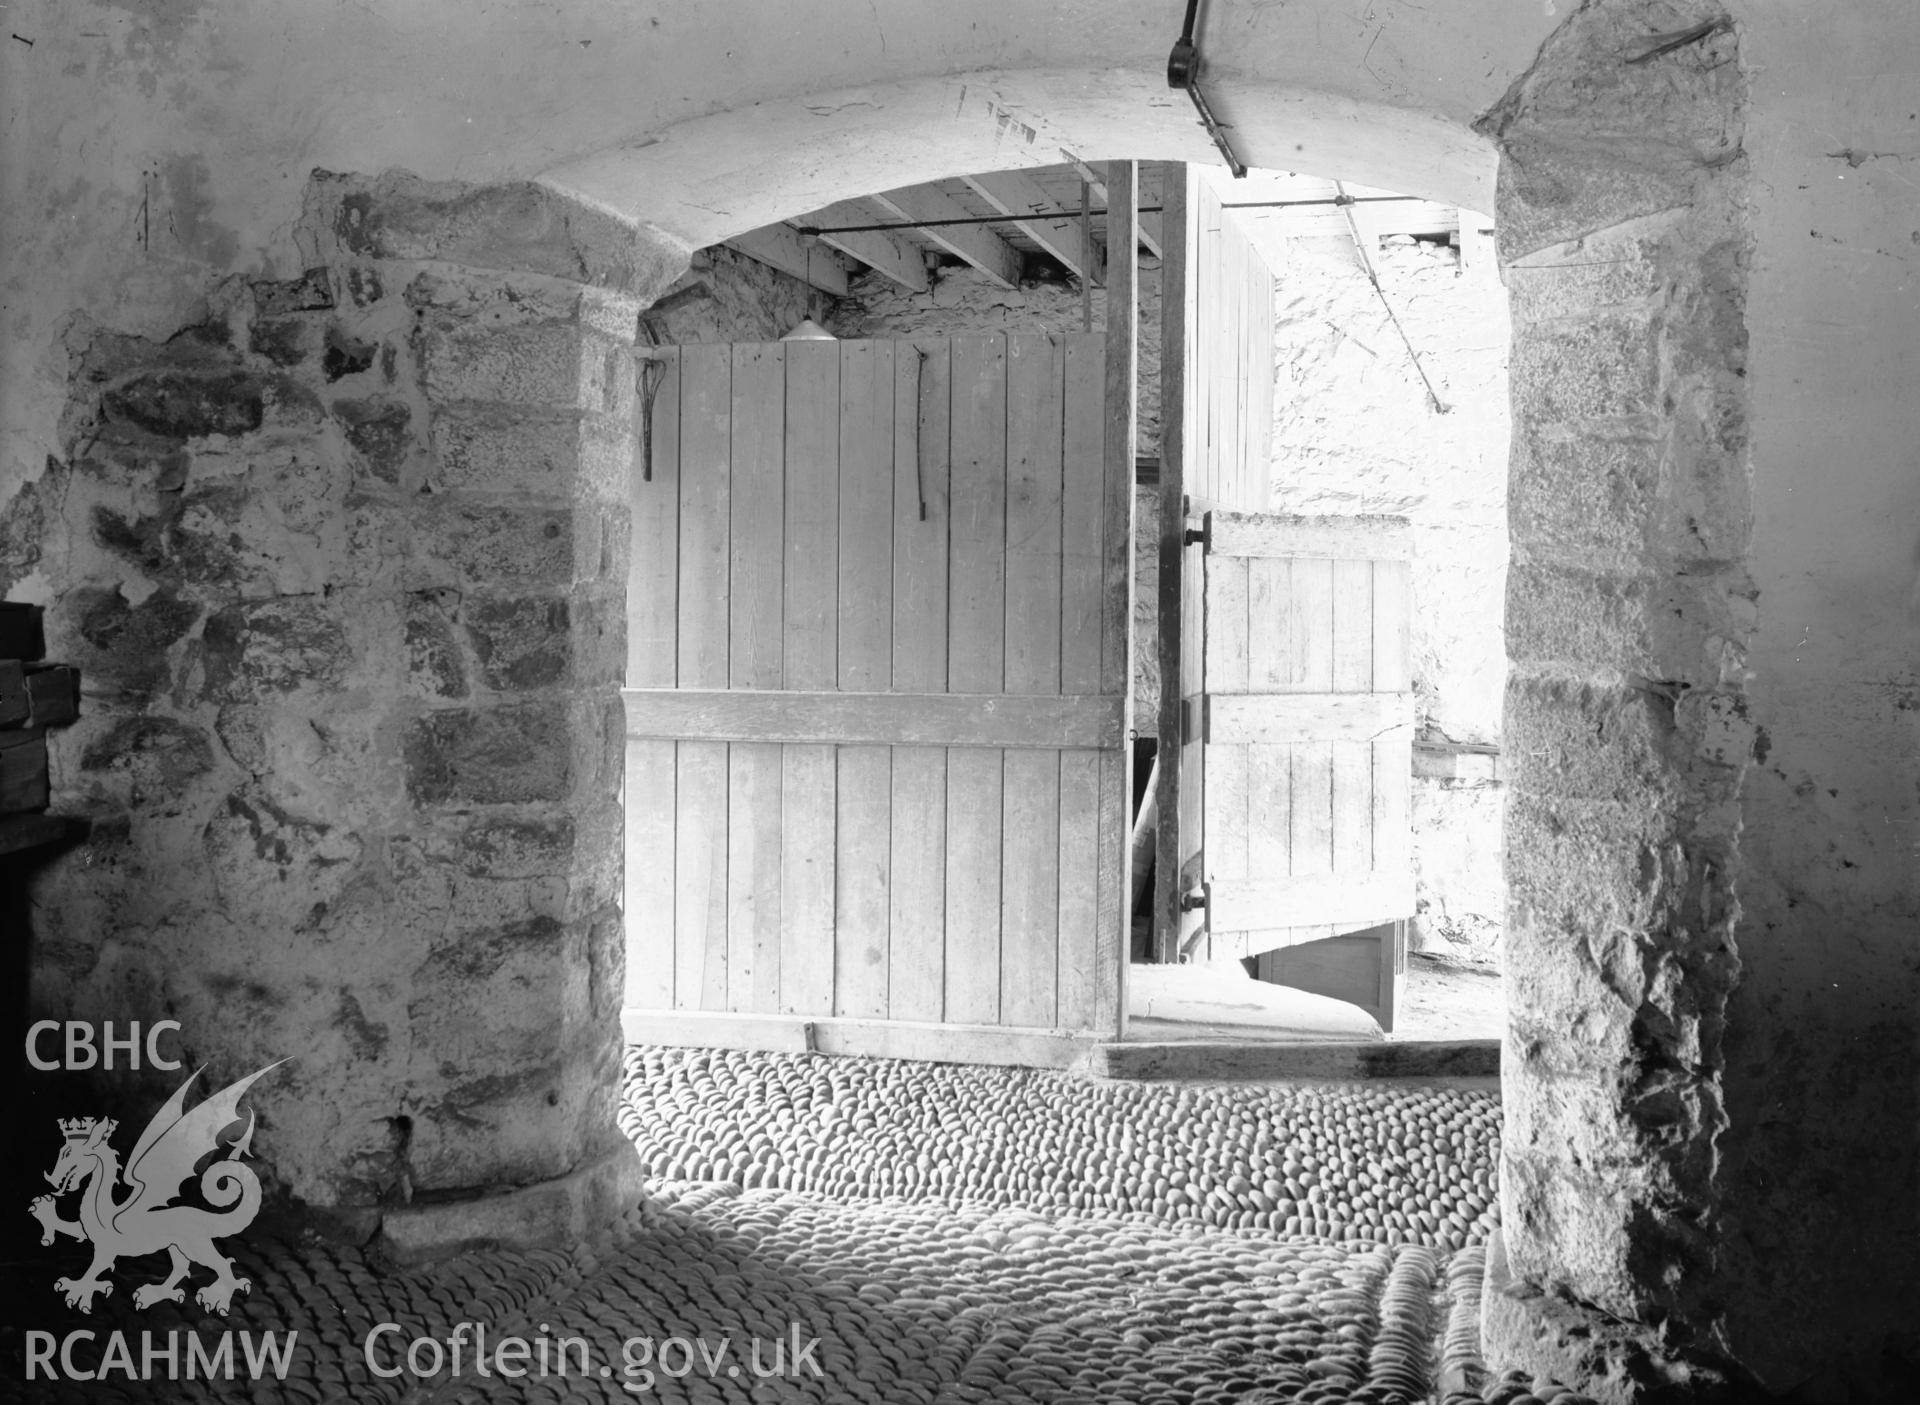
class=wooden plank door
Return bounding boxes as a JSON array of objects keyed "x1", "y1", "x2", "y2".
[
  {"x1": 1153, "y1": 163, "x2": 1279, "y2": 964},
  {"x1": 1181, "y1": 510, "x2": 1415, "y2": 1032},
  {"x1": 623, "y1": 327, "x2": 1133, "y2": 1058}
]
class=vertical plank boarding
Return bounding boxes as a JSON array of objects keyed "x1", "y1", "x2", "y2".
[
  {"x1": 675, "y1": 343, "x2": 733, "y2": 1010},
  {"x1": 1056, "y1": 333, "x2": 1107, "y2": 1028},
  {"x1": 625, "y1": 350, "x2": 679, "y2": 1009},
  {"x1": 944, "y1": 334, "x2": 1009, "y2": 1026},
  {"x1": 780, "y1": 340, "x2": 839, "y2": 1015},
  {"x1": 1000, "y1": 332, "x2": 1065, "y2": 1028},
  {"x1": 835, "y1": 340, "x2": 895, "y2": 1019},
  {"x1": 888, "y1": 339, "x2": 951, "y2": 1022}
]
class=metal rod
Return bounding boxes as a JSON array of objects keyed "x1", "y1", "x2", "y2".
[
  {"x1": 1335, "y1": 180, "x2": 1451, "y2": 416},
  {"x1": 1219, "y1": 195, "x2": 1426, "y2": 210},
  {"x1": 796, "y1": 208, "x2": 1166, "y2": 236},
  {"x1": 793, "y1": 195, "x2": 1425, "y2": 237}
]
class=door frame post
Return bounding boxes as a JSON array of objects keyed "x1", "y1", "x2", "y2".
[{"x1": 1098, "y1": 159, "x2": 1139, "y2": 1038}]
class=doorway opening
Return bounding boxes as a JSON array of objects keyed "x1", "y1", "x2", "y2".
[
  {"x1": 1142, "y1": 168, "x2": 1509, "y2": 1050},
  {"x1": 619, "y1": 158, "x2": 1506, "y2": 1060}
]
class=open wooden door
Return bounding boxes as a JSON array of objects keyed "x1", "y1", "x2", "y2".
[
  {"x1": 1182, "y1": 511, "x2": 1415, "y2": 1031},
  {"x1": 1152, "y1": 165, "x2": 1414, "y2": 1032}
]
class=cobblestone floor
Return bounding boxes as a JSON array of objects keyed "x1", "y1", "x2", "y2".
[{"x1": 5, "y1": 1048, "x2": 1596, "y2": 1405}]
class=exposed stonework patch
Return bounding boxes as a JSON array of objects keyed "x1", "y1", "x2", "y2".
[
  {"x1": 640, "y1": 243, "x2": 835, "y2": 345},
  {"x1": 78, "y1": 715, "x2": 217, "y2": 811},
  {"x1": 198, "y1": 597, "x2": 351, "y2": 702},
  {"x1": 24, "y1": 172, "x2": 656, "y2": 1240},
  {"x1": 303, "y1": 171, "x2": 686, "y2": 304}
]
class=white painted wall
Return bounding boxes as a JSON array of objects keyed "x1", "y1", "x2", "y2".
[{"x1": 1266, "y1": 233, "x2": 1511, "y2": 962}]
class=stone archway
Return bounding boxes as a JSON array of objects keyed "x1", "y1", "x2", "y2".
[
  {"x1": 518, "y1": 10, "x2": 1754, "y2": 1397},
  {"x1": 16, "y1": 1, "x2": 1770, "y2": 1396}
]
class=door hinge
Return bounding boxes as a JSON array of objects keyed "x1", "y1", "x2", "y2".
[
  {"x1": 1183, "y1": 526, "x2": 1207, "y2": 548},
  {"x1": 1179, "y1": 889, "x2": 1208, "y2": 912}
]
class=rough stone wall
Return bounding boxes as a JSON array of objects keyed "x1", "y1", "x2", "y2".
[
  {"x1": 1476, "y1": 3, "x2": 1758, "y2": 1397},
  {"x1": 640, "y1": 244, "x2": 834, "y2": 346},
  {"x1": 6, "y1": 173, "x2": 680, "y2": 1242},
  {"x1": 1268, "y1": 236, "x2": 1510, "y2": 964}
]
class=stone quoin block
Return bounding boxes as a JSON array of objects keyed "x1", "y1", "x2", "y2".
[
  {"x1": 1498, "y1": 1150, "x2": 1641, "y2": 1308},
  {"x1": 571, "y1": 691, "x2": 627, "y2": 807},
  {"x1": 417, "y1": 319, "x2": 631, "y2": 413},
  {"x1": 465, "y1": 595, "x2": 570, "y2": 690},
  {"x1": 403, "y1": 913, "x2": 606, "y2": 1190},
  {"x1": 386, "y1": 826, "x2": 570, "y2": 933},
  {"x1": 407, "y1": 498, "x2": 575, "y2": 590},
  {"x1": 1508, "y1": 314, "x2": 1662, "y2": 424},
  {"x1": 428, "y1": 403, "x2": 584, "y2": 494},
  {"x1": 1508, "y1": 431, "x2": 1661, "y2": 567},
  {"x1": 1503, "y1": 675, "x2": 1683, "y2": 801},
  {"x1": 458, "y1": 813, "x2": 576, "y2": 879},
  {"x1": 1506, "y1": 560, "x2": 1743, "y2": 682},
  {"x1": 402, "y1": 264, "x2": 605, "y2": 325},
  {"x1": 566, "y1": 587, "x2": 624, "y2": 687},
  {"x1": 405, "y1": 701, "x2": 571, "y2": 805},
  {"x1": 576, "y1": 410, "x2": 637, "y2": 506},
  {"x1": 587, "y1": 911, "x2": 625, "y2": 1021},
  {"x1": 1505, "y1": 561, "x2": 1657, "y2": 673},
  {"x1": 1503, "y1": 225, "x2": 1673, "y2": 325},
  {"x1": 586, "y1": 501, "x2": 633, "y2": 591},
  {"x1": 1503, "y1": 791, "x2": 1681, "y2": 934},
  {"x1": 563, "y1": 797, "x2": 625, "y2": 923}
]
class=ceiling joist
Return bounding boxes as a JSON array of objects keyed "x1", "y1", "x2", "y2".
[
  {"x1": 868, "y1": 183, "x2": 1021, "y2": 289},
  {"x1": 799, "y1": 200, "x2": 929, "y2": 293},
  {"x1": 724, "y1": 225, "x2": 850, "y2": 296},
  {"x1": 959, "y1": 168, "x2": 1101, "y2": 283}
]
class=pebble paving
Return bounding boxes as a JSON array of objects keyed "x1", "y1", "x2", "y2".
[{"x1": 5, "y1": 1046, "x2": 1597, "y2": 1404}]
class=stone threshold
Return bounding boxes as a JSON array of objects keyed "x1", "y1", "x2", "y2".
[{"x1": 622, "y1": 1009, "x2": 1498, "y2": 1083}]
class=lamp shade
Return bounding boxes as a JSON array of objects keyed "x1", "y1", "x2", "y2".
[{"x1": 780, "y1": 318, "x2": 837, "y2": 341}]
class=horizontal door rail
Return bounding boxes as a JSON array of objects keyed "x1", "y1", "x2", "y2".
[
  {"x1": 1182, "y1": 691, "x2": 1415, "y2": 745},
  {"x1": 1207, "y1": 511, "x2": 1412, "y2": 561},
  {"x1": 623, "y1": 688, "x2": 1124, "y2": 750},
  {"x1": 1208, "y1": 872, "x2": 1416, "y2": 934}
]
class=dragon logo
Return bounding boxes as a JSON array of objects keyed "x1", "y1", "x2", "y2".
[{"x1": 30, "y1": 1061, "x2": 285, "y2": 1315}]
